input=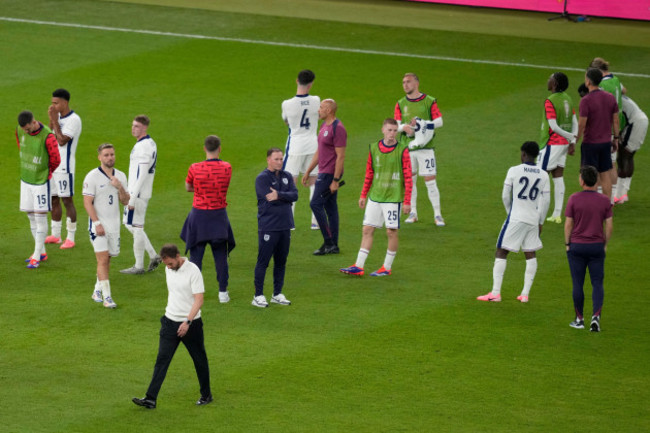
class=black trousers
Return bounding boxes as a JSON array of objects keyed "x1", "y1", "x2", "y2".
[
  {"x1": 254, "y1": 230, "x2": 291, "y2": 297},
  {"x1": 146, "y1": 316, "x2": 211, "y2": 400},
  {"x1": 310, "y1": 173, "x2": 339, "y2": 246},
  {"x1": 190, "y1": 240, "x2": 229, "y2": 292}
]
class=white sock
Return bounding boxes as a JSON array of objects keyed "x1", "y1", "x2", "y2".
[
  {"x1": 383, "y1": 250, "x2": 396, "y2": 271},
  {"x1": 34, "y1": 213, "x2": 48, "y2": 257},
  {"x1": 614, "y1": 178, "x2": 623, "y2": 198},
  {"x1": 619, "y1": 177, "x2": 631, "y2": 198},
  {"x1": 141, "y1": 230, "x2": 156, "y2": 257},
  {"x1": 356, "y1": 248, "x2": 370, "y2": 269},
  {"x1": 99, "y1": 279, "x2": 111, "y2": 299},
  {"x1": 309, "y1": 184, "x2": 317, "y2": 224},
  {"x1": 66, "y1": 217, "x2": 76, "y2": 242},
  {"x1": 425, "y1": 179, "x2": 441, "y2": 217},
  {"x1": 552, "y1": 177, "x2": 564, "y2": 217},
  {"x1": 492, "y1": 258, "x2": 507, "y2": 295},
  {"x1": 133, "y1": 227, "x2": 146, "y2": 269},
  {"x1": 521, "y1": 258, "x2": 538, "y2": 297},
  {"x1": 410, "y1": 177, "x2": 418, "y2": 214},
  {"x1": 51, "y1": 219, "x2": 62, "y2": 238},
  {"x1": 28, "y1": 213, "x2": 37, "y2": 240}
]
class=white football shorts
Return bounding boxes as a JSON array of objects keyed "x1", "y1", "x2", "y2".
[
  {"x1": 283, "y1": 153, "x2": 318, "y2": 177},
  {"x1": 123, "y1": 197, "x2": 149, "y2": 227},
  {"x1": 622, "y1": 117, "x2": 648, "y2": 153},
  {"x1": 20, "y1": 180, "x2": 51, "y2": 212},
  {"x1": 90, "y1": 229, "x2": 120, "y2": 256},
  {"x1": 537, "y1": 144, "x2": 568, "y2": 172},
  {"x1": 409, "y1": 148, "x2": 436, "y2": 176},
  {"x1": 50, "y1": 172, "x2": 74, "y2": 197},
  {"x1": 496, "y1": 219, "x2": 542, "y2": 252},
  {"x1": 363, "y1": 200, "x2": 401, "y2": 229}
]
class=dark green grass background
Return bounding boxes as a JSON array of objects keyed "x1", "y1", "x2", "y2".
[{"x1": 1, "y1": 1, "x2": 649, "y2": 431}]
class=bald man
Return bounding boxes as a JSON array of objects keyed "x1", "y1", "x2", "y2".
[{"x1": 302, "y1": 99, "x2": 347, "y2": 255}]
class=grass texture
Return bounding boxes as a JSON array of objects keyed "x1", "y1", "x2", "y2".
[{"x1": 0, "y1": 1, "x2": 649, "y2": 432}]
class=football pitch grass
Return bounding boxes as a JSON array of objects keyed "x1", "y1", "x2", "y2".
[{"x1": 1, "y1": 1, "x2": 649, "y2": 431}]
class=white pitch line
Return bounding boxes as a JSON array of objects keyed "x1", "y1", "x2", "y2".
[{"x1": 1, "y1": 16, "x2": 649, "y2": 79}]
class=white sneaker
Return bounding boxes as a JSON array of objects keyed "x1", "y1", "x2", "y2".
[
  {"x1": 435, "y1": 215, "x2": 446, "y2": 227},
  {"x1": 405, "y1": 212, "x2": 418, "y2": 223},
  {"x1": 218, "y1": 291, "x2": 230, "y2": 303},
  {"x1": 103, "y1": 296, "x2": 117, "y2": 309},
  {"x1": 311, "y1": 223, "x2": 320, "y2": 230},
  {"x1": 252, "y1": 295, "x2": 268, "y2": 308},
  {"x1": 271, "y1": 293, "x2": 291, "y2": 305},
  {"x1": 92, "y1": 289, "x2": 103, "y2": 303},
  {"x1": 120, "y1": 266, "x2": 145, "y2": 275}
]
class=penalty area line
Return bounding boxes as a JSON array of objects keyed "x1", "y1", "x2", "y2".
[{"x1": 1, "y1": 16, "x2": 649, "y2": 79}]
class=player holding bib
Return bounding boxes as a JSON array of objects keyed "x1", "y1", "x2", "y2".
[{"x1": 395, "y1": 73, "x2": 444, "y2": 226}]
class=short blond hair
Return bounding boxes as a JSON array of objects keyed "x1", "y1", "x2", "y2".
[
  {"x1": 97, "y1": 143, "x2": 114, "y2": 153},
  {"x1": 404, "y1": 72, "x2": 419, "y2": 81}
]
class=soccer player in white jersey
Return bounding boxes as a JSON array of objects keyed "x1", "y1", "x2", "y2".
[
  {"x1": 45, "y1": 89, "x2": 82, "y2": 249},
  {"x1": 83, "y1": 143, "x2": 129, "y2": 308},
  {"x1": 477, "y1": 141, "x2": 550, "y2": 303},
  {"x1": 121, "y1": 115, "x2": 161, "y2": 275},
  {"x1": 281, "y1": 69, "x2": 320, "y2": 229},
  {"x1": 615, "y1": 95, "x2": 647, "y2": 203}
]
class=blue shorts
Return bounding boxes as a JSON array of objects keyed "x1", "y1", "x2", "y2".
[{"x1": 581, "y1": 142, "x2": 613, "y2": 173}]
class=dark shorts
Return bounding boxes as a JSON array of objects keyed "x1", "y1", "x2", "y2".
[{"x1": 581, "y1": 142, "x2": 613, "y2": 173}]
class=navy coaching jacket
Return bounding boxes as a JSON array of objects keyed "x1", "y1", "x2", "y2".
[{"x1": 255, "y1": 168, "x2": 298, "y2": 231}]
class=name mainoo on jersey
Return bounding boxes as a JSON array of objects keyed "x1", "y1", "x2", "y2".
[{"x1": 524, "y1": 166, "x2": 540, "y2": 173}]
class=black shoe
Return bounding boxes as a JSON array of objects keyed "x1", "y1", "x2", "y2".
[
  {"x1": 313, "y1": 244, "x2": 339, "y2": 256},
  {"x1": 590, "y1": 315, "x2": 600, "y2": 332},
  {"x1": 132, "y1": 397, "x2": 156, "y2": 409},
  {"x1": 196, "y1": 395, "x2": 213, "y2": 406},
  {"x1": 569, "y1": 318, "x2": 584, "y2": 329}
]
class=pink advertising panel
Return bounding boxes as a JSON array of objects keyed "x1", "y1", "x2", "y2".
[{"x1": 408, "y1": 0, "x2": 650, "y2": 21}]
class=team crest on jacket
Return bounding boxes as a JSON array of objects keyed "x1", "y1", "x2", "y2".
[
  {"x1": 282, "y1": 178, "x2": 288, "y2": 185},
  {"x1": 264, "y1": 234, "x2": 270, "y2": 241},
  {"x1": 323, "y1": 131, "x2": 329, "y2": 137}
]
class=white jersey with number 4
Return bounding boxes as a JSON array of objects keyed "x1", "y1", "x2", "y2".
[
  {"x1": 128, "y1": 135, "x2": 157, "y2": 200},
  {"x1": 54, "y1": 111, "x2": 82, "y2": 174},
  {"x1": 281, "y1": 94, "x2": 320, "y2": 156},
  {"x1": 83, "y1": 167, "x2": 128, "y2": 233},
  {"x1": 502, "y1": 163, "x2": 550, "y2": 226}
]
